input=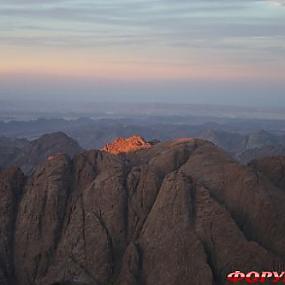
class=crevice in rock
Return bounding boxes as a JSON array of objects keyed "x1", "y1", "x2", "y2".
[
  {"x1": 94, "y1": 209, "x2": 115, "y2": 276},
  {"x1": 69, "y1": 252, "x2": 101, "y2": 285},
  {"x1": 196, "y1": 182, "x2": 283, "y2": 262},
  {"x1": 10, "y1": 172, "x2": 26, "y2": 285}
]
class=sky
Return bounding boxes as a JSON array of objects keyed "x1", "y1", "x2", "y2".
[{"x1": 0, "y1": 0, "x2": 285, "y2": 107}]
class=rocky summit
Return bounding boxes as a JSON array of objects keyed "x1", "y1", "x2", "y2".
[
  {"x1": 102, "y1": 135, "x2": 152, "y2": 154},
  {"x1": 0, "y1": 138, "x2": 284, "y2": 285}
]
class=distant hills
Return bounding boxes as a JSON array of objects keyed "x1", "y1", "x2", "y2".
[
  {"x1": 0, "y1": 132, "x2": 81, "y2": 174},
  {"x1": 199, "y1": 129, "x2": 285, "y2": 163},
  {"x1": 1, "y1": 117, "x2": 285, "y2": 168}
]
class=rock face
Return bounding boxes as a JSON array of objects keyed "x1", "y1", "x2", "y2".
[
  {"x1": 102, "y1": 135, "x2": 152, "y2": 154},
  {"x1": 0, "y1": 138, "x2": 284, "y2": 285},
  {"x1": 0, "y1": 132, "x2": 82, "y2": 174},
  {"x1": 249, "y1": 156, "x2": 285, "y2": 191},
  {"x1": 0, "y1": 168, "x2": 25, "y2": 285}
]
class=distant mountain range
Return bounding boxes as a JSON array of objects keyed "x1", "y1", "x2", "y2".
[
  {"x1": 199, "y1": 129, "x2": 285, "y2": 163},
  {"x1": 1, "y1": 117, "x2": 285, "y2": 172}
]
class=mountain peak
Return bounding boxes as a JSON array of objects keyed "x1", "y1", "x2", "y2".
[{"x1": 102, "y1": 135, "x2": 152, "y2": 154}]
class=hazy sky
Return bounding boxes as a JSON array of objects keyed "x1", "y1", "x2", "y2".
[{"x1": 0, "y1": 0, "x2": 285, "y2": 106}]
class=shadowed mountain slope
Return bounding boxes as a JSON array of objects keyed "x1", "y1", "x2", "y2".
[
  {"x1": 249, "y1": 156, "x2": 285, "y2": 191},
  {"x1": 0, "y1": 132, "x2": 82, "y2": 174}
]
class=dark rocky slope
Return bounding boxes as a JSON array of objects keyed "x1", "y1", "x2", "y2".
[
  {"x1": 0, "y1": 132, "x2": 82, "y2": 174},
  {"x1": 0, "y1": 138, "x2": 284, "y2": 285},
  {"x1": 249, "y1": 156, "x2": 285, "y2": 191}
]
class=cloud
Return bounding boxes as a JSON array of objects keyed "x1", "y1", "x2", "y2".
[
  {"x1": 0, "y1": 0, "x2": 284, "y2": 72},
  {"x1": 268, "y1": 0, "x2": 285, "y2": 5}
]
